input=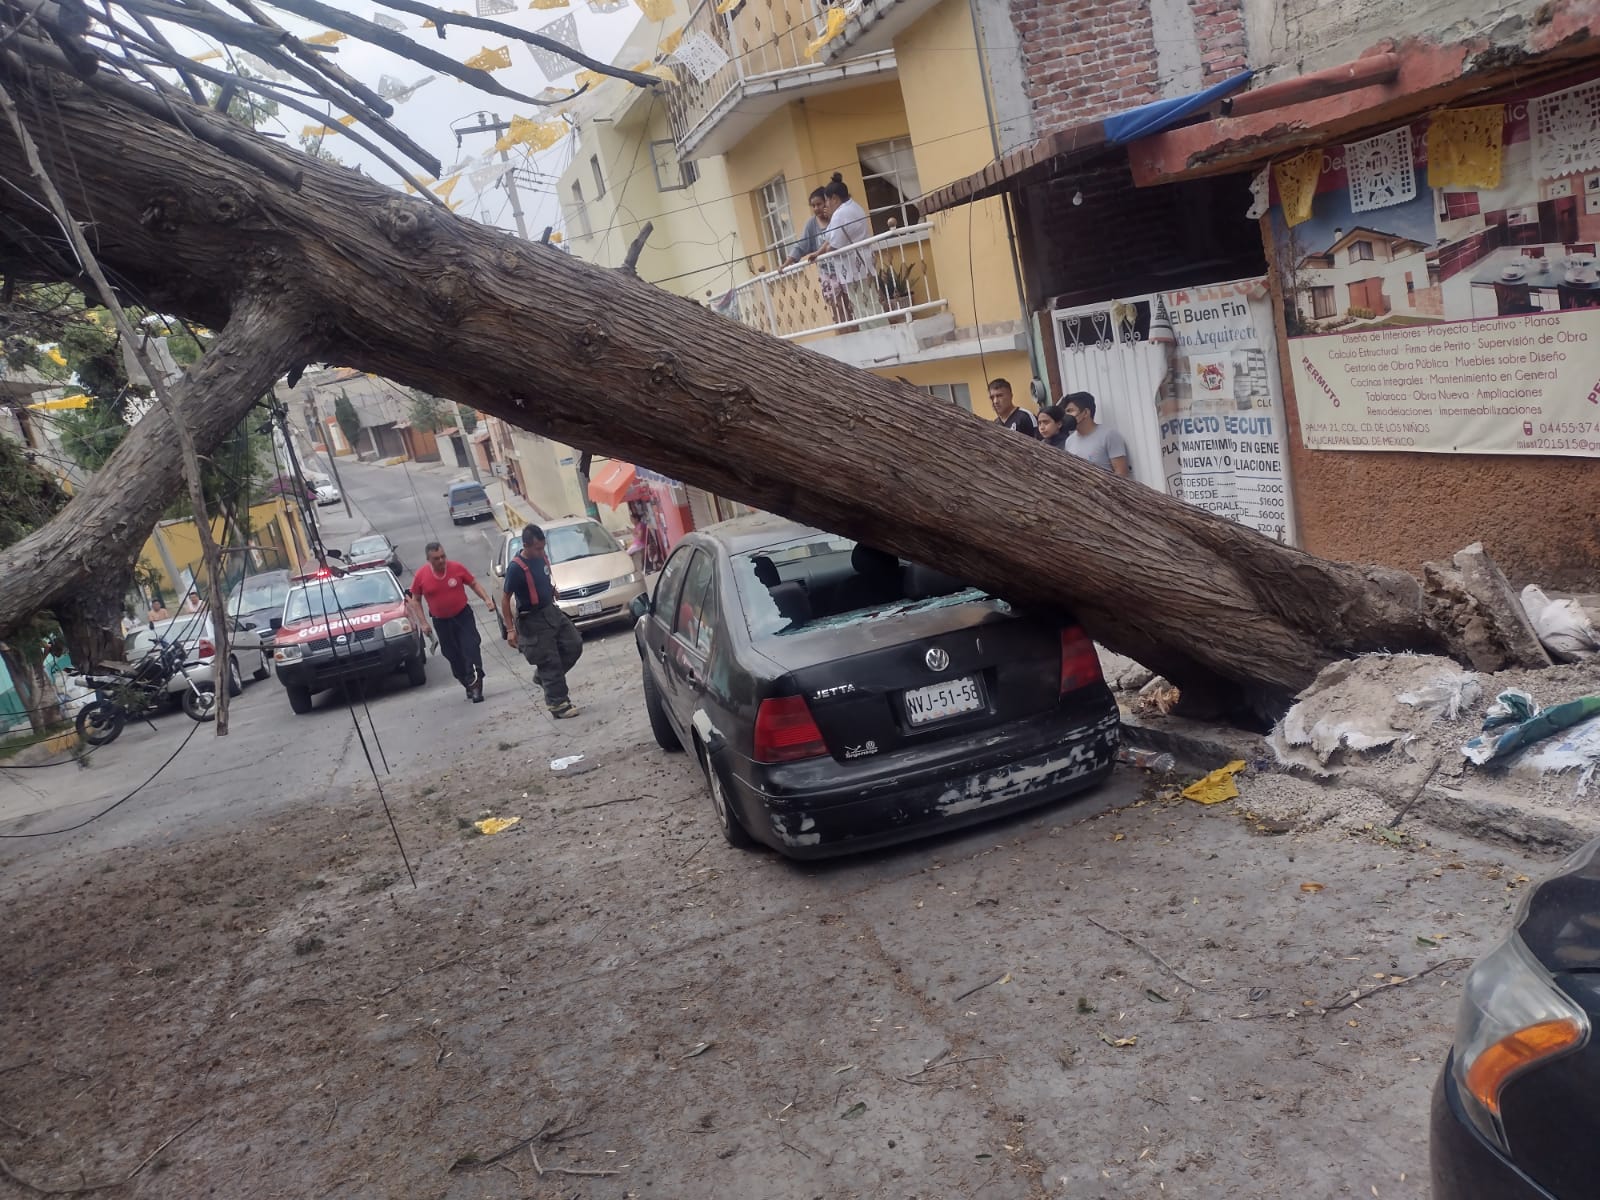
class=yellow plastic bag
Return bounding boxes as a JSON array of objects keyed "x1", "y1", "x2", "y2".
[
  {"x1": 1181, "y1": 760, "x2": 1246, "y2": 805},
  {"x1": 474, "y1": 816, "x2": 522, "y2": 835}
]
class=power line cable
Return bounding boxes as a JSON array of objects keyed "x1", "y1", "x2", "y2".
[{"x1": 0, "y1": 718, "x2": 200, "y2": 832}]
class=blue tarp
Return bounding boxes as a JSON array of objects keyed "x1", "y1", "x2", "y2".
[{"x1": 1102, "y1": 71, "x2": 1255, "y2": 146}]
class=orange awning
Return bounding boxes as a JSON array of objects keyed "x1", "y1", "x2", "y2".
[{"x1": 587, "y1": 460, "x2": 637, "y2": 509}]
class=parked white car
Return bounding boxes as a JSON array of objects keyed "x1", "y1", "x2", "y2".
[
  {"x1": 123, "y1": 613, "x2": 271, "y2": 700},
  {"x1": 311, "y1": 476, "x2": 341, "y2": 506}
]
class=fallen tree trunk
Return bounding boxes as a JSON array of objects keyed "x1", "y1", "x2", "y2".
[{"x1": 0, "y1": 66, "x2": 1526, "y2": 716}]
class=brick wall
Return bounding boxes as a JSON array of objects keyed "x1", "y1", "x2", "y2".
[{"x1": 1012, "y1": 0, "x2": 1249, "y2": 135}]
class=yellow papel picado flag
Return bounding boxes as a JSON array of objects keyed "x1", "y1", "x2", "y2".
[
  {"x1": 465, "y1": 45, "x2": 514, "y2": 71},
  {"x1": 805, "y1": 6, "x2": 848, "y2": 59},
  {"x1": 634, "y1": 0, "x2": 671, "y2": 20},
  {"x1": 305, "y1": 30, "x2": 347, "y2": 46},
  {"x1": 434, "y1": 175, "x2": 463, "y2": 201},
  {"x1": 1427, "y1": 106, "x2": 1505, "y2": 191},
  {"x1": 493, "y1": 115, "x2": 566, "y2": 154}
]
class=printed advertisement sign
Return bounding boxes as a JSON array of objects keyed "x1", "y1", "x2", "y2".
[
  {"x1": 1157, "y1": 282, "x2": 1295, "y2": 542},
  {"x1": 1275, "y1": 74, "x2": 1600, "y2": 457}
]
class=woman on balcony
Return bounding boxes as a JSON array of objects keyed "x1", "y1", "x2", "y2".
[{"x1": 808, "y1": 173, "x2": 883, "y2": 330}]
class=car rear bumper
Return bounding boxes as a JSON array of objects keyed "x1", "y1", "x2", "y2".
[
  {"x1": 729, "y1": 707, "x2": 1120, "y2": 859},
  {"x1": 559, "y1": 578, "x2": 646, "y2": 629},
  {"x1": 1431, "y1": 1061, "x2": 1558, "y2": 1200},
  {"x1": 276, "y1": 639, "x2": 415, "y2": 692}
]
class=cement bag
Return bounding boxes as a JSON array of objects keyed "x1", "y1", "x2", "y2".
[{"x1": 1520, "y1": 585, "x2": 1600, "y2": 663}]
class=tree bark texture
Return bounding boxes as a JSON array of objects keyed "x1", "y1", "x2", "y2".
[{"x1": 0, "y1": 67, "x2": 1484, "y2": 713}]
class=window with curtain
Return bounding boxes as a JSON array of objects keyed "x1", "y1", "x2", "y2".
[
  {"x1": 756, "y1": 176, "x2": 795, "y2": 264},
  {"x1": 857, "y1": 136, "x2": 921, "y2": 235}
]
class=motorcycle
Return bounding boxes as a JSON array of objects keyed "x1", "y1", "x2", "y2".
[{"x1": 72, "y1": 637, "x2": 216, "y2": 746}]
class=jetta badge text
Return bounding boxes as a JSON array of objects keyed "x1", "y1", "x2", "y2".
[
  {"x1": 812, "y1": 683, "x2": 857, "y2": 701},
  {"x1": 925, "y1": 647, "x2": 950, "y2": 672}
]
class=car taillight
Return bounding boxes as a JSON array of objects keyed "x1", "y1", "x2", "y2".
[
  {"x1": 753, "y1": 695, "x2": 828, "y2": 763},
  {"x1": 1059, "y1": 626, "x2": 1102, "y2": 695},
  {"x1": 1452, "y1": 934, "x2": 1591, "y2": 1151},
  {"x1": 197, "y1": 638, "x2": 215, "y2": 658}
]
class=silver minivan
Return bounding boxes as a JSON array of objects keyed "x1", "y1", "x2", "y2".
[{"x1": 445, "y1": 481, "x2": 493, "y2": 525}]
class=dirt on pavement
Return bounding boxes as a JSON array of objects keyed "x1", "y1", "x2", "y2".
[{"x1": 0, "y1": 662, "x2": 1566, "y2": 1199}]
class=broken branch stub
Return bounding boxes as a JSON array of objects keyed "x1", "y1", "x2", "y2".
[{"x1": 0, "y1": 68, "x2": 1504, "y2": 717}]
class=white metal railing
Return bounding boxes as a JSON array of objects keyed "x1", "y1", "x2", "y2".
[
  {"x1": 665, "y1": 0, "x2": 876, "y2": 151},
  {"x1": 713, "y1": 222, "x2": 946, "y2": 341}
]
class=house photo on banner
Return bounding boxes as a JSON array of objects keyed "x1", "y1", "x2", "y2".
[{"x1": 1273, "y1": 74, "x2": 1600, "y2": 460}]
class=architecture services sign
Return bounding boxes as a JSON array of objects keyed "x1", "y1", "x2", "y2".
[
  {"x1": 1291, "y1": 315, "x2": 1600, "y2": 455},
  {"x1": 1273, "y1": 74, "x2": 1600, "y2": 458}
]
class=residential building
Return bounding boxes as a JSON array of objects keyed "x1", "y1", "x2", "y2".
[
  {"x1": 920, "y1": 0, "x2": 1600, "y2": 586},
  {"x1": 663, "y1": 0, "x2": 1034, "y2": 416}
]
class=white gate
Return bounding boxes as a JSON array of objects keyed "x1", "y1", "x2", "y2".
[{"x1": 1051, "y1": 300, "x2": 1169, "y2": 486}]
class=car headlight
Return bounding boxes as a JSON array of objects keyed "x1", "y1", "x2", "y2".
[
  {"x1": 382, "y1": 617, "x2": 414, "y2": 639},
  {"x1": 611, "y1": 572, "x2": 640, "y2": 587},
  {"x1": 1450, "y1": 932, "x2": 1590, "y2": 1151},
  {"x1": 274, "y1": 644, "x2": 302, "y2": 663}
]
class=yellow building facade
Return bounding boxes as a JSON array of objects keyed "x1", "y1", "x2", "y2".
[{"x1": 665, "y1": 0, "x2": 1033, "y2": 418}]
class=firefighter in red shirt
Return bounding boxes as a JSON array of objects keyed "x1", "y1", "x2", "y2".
[{"x1": 409, "y1": 541, "x2": 497, "y2": 702}]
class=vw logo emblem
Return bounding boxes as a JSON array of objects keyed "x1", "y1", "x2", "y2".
[{"x1": 925, "y1": 647, "x2": 950, "y2": 672}]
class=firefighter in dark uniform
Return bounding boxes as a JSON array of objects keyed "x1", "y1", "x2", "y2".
[{"x1": 499, "y1": 523, "x2": 584, "y2": 718}]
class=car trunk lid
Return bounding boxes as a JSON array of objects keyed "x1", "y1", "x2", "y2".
[{"x1": 766, "y1": 599, "x2": 1095, "y2": 761}]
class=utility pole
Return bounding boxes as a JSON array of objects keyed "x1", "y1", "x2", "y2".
[
  {"x1": 303, "y1": 392, "x2": 353, "y2": 520},
  {"x1": 454, "y1": 110, "x2": 529, "y2": 240},
  {"x1": 268, "y1": 400, "x2": 327, "y2": 568},
  {"x1": 450, "y1": 398, "x2": 484, "y2": 483}
]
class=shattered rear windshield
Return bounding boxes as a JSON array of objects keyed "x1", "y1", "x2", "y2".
[{"x1": 732, "y1": 536, "x2": 990, "y2": 639}]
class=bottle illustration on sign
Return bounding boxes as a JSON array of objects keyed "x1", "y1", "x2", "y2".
[{"x1": 1525, "y1": 421, "x2": 1535, "y2": 436}]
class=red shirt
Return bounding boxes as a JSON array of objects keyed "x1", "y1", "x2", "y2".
[{"x1": 411, "y1": 560, "x2": 475, "y2": 620}]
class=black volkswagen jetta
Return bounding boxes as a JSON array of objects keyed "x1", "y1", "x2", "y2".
[
  {"x1": 631, "y1": 515, "x2": 1120, "y2": 858},
  {"x1": 1432, "y1": 838, "x2": 1600, "y2": 1198}
]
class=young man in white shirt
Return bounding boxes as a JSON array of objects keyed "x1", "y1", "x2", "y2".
[{"x1": 1062, "y1": 391, "x2": 1130, "y2": 477}]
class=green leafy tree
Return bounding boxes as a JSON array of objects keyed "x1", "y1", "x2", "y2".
[
  {"x1": 408, "y1": 390, "x2": 446, "y2": 433},
  {"x1": 334, "y1": 390, "x2": 361, "y2": 448},
  {"x1": 459, "y1": 407, "x2": 478, "y2": 434}
]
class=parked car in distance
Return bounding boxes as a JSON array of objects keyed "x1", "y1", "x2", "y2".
[
  {"x1": 310, "y1": 474, "x2": 341, "y2": 506},
  {"x1": 445, "y1": 480, "x2": 493, "y2": 525},
  {"x1": 347, "y1": 533, "x2": 404, "y2": 577},
  {"x1": 1431, "y1": 838, "x2": 1600, "y2": 1199},
  {"x1": 124, "y1": 612, "x2": 271, "y2": 701},
  {"x1": 228, "y1": 569, "x2": 292, "y2": 650},
  {"x1": 630, "y1": 515, "x2": 1119, "y2": 858},
  {"x1": 494, "y1": 517, "x2": 643, "y2": 631},
  {"x1": 269, "y1": 566, "x2": 426, "y2": 714}
]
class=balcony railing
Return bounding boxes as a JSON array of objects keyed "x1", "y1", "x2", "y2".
[
  {"x1": 714, "y1": 222, "x2": 945, "y2": 341},
  {"x1": 665, "y1": 0, "x2": 893, "y2": 155}
]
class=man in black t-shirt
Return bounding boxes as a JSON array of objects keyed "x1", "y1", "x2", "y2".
[
  {"x1": 499, "y1": 524, "x2": 584, "y2": 718},
  {"x1": 987, "y1": 378, "x2": 1038, "y2": 437}
]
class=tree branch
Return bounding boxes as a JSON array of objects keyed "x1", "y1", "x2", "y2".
[
  {"x1": 364, "y1": 0, "x2": 664, "y2": 88},
  {"x1": 620, "y1": 221, "x2": 653, "y2": 276}
]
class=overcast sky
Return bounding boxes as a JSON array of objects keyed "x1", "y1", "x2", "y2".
[{"x1": 162, "y1": 1, "x2": 645, "y2": 235}]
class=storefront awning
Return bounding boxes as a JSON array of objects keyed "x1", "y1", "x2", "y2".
[
  {"x1": 587, "y1": 460, "x2": 637, "y2": 510},
  {"x1": 919, "y1": 71, "x2": 1252, "y2": 215}
]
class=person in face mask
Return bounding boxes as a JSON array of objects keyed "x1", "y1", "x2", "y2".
[{"x1": 1037, "y1": 404, "x2": 1077, "y2": 449}]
